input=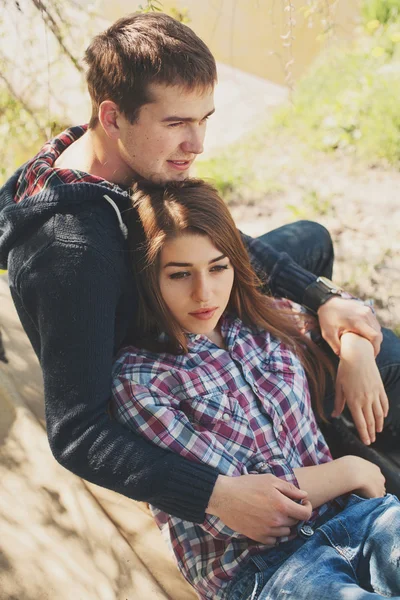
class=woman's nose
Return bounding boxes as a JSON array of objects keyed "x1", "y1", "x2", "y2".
[{"x1": 192, "y1": 276, "x2": 211, "y2": 303}]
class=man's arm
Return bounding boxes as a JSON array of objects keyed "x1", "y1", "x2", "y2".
[
  {"x1": 112, "y1": 376, "x2": 245, "y2": 478},
  {"x1": 207, "y1": 474, "x2": 312, "y2": 545},
  {"x1": 241, "y1": 231, "x2": 382, "y2": 355},
  {"x1": 113, "y1": 375, "x2": 313, "y2": 544},
  {"x1": 9, "y1": 239, "x2": 312, "y2": 540},
  {"x1": 11, "y1": 242, "x2": 218, "y2": 522}
]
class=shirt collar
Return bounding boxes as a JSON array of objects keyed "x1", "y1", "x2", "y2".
[{"x1": 185, "y1": 313, "x2": 242, "y2": 351}]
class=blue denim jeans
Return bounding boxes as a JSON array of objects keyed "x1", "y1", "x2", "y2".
[
  {"x1": 227, "y1": 493, "x2": 400, "y2": 600},
  {"x1": 259, "y1": 221, "x2": 400, "y2": 449}
]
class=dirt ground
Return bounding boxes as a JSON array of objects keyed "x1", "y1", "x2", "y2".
[{"x1": 226, "y1": 133, "x2": 400, "y2": 333}]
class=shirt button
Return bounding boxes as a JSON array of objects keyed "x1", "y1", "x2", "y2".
[
  {"x1": 223, "y1": 413, "x2": 231, "y2": 422},
  {"x1": 300, "y1": 525, "x2": 314, "y2": 537}
]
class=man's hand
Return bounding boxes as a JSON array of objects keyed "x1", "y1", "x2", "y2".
[
  {"x1": 317, "y1": 297, "x2": 382, "y2": 357},
  {"x1": 206, "y1": 474, "x2": 312, "y2": 545}
]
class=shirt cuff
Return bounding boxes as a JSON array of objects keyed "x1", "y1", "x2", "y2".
[{"x1": 150, "y1": 460, "x2": 219, "y2": 523}]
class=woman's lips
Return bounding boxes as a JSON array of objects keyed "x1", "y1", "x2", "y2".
[{"x1": 189, "y1": 308, "x2": 218, "y2": 321}]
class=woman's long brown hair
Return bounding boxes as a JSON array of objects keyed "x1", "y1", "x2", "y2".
[{"x1": 127, "y1": 179, "x2": 332, "y2": 418}]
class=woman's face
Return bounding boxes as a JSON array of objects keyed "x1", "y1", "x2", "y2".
[{"x1": 158, "y1": 232, "x2": 234, "y2": 337}]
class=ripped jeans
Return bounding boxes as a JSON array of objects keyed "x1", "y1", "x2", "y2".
[{"x1": 226, "y1": 493, "x2": 400, "y2": 600}]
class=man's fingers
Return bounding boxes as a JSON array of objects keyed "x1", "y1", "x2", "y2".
[
  {"x1": 260, "y1": 537, "x2": 277, "y2": 547},
  {"x1": 276, "y1": 516, "x2": 299, "y2": 528},
  {"x1": 267, "y1": 526, "x2": 292, "y2": 538},
  {"x1": 275, "y1": 479, "x2": 307, "y2": 500},
  {"x1": 281, "y1": 497, "x2": 313, "y2": 522},
  {"x1": 251, "y1": 523, "x2": 298, "y2": 545},
  {"x1": 324, "y1": 328, "x2": 341, "y2": 356}
]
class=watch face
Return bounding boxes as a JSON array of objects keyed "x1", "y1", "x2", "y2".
[
  {"x1": 317, "y1": 277, "x2": 335, "y2": 287},
  {"x1": 317, "y1": 276, "x2": 343, "y2": 293}
]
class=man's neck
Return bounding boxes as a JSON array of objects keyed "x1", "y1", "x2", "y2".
[{"x1": 54, "y1": 127, "x2": 134, "y2": 186}]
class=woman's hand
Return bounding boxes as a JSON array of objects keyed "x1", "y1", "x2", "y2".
[
  {"x1": 347, "y1": 456, "x2": 386, "y2": 498},
  {"x1": 317, "y1": 297, "x2": 382, "y2": 357},
  {"x1": 332, "y1": 332, "x2": 389, "y2": 445}
]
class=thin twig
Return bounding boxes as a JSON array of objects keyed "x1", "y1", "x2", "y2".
[
  {"x1": 0, "y1": 69, "x2": 48, "y2": 137},
  {"x1": 30, "y1": 0, "x2": 84, "y2": 73}
]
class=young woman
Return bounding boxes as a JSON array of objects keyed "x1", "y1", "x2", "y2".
[{"x1": 111, "y1": 179, "x2": 399, "y2": 600}]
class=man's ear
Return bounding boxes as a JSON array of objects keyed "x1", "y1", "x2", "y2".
[{"x1": 98, "y1": 100, "x2": 122, "y2": 139}]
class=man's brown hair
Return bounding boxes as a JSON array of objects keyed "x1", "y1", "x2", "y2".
[
  {"x1": 84, "y1": 12, "x2": 217, "y2": 128},
  {"x1": 127, "y1": 179, "x2": 333, "y2": 420}
]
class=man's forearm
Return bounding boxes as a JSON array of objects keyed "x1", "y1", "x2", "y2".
[{"x1": 241, "y1": 232, "x2": 317, "y2": 304}]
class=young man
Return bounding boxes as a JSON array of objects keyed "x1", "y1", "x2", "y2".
[{"x1": 0, "y1": 13, "x2": 398, "y2": 546}]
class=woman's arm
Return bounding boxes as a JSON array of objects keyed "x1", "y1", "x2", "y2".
[
  {"x1": 241, "y1": 232, "x2": 382, "y2": 356},
  {"x1": 333, "y1": 332, "x2": 389, "y2": 445},
  {"x1": 294, "y1": 455, "x2": 386, "y2": 509}
]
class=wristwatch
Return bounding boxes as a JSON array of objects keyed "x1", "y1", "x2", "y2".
[{"x1": 302, "y1": 276, "x2": 350, "y2": 314}]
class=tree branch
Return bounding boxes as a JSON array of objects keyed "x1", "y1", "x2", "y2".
[
  {"x1": 29, "y1": 0, "x2": 84, "y2": 74},
  {"x1": 0, "y1": 67, "x2": 48, "y2": 137}
]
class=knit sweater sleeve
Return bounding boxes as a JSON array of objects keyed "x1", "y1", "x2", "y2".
[
  {"x1": 12, "y1": 240, "x2": 218, "y2": 522},
  {"x1": 240, "y1": 231, "x2": 317, "y2": 302}
]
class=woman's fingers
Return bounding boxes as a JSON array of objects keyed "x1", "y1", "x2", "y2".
[
  {"x1": 363, "y1": 403, "x2": 377, "y2": 444},
  {"x1": 332, "y1": 382, "x2": 345, "y2": 418},
  {"x1": 351, "y1": 406, "x2": 371, "y2": 445},
  {"x1": 372, "y1": 400, "x2": 384, "y2": 434},
  {"x1": 380, "y1": 388, "x2": 389, "y2": 419}
]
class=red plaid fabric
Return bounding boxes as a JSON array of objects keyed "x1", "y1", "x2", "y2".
[
  {"x1": 112, "y1": 303, "x2": 333, "y2": 600},
  {"x1": 15, "y1": 125, "x2": 122, "y2": 202}
]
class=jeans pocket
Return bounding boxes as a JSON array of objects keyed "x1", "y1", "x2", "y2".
[
  {"x1": 250, "y1": 572, "x2": 264, "y2": 600},
  {"x1": 226, "y1": 563, "x2": 264, "y2": 600}
]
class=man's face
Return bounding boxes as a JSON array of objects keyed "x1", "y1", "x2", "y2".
[{"x1": 117, "y1": 83, "x2": 215, "y2": 183}]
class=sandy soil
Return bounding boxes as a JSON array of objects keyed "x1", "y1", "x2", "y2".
[{"x1": 226, "y1": 133, "x2": 400, "y2": 332}]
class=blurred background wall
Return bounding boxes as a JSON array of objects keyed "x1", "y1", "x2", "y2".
[{"x1": 101, "y1": 0, "x2": 361, "y2": 84}]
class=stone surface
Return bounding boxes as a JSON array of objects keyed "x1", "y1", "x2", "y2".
[{"x1": 0, "y1": 275, "x2": 194, "y2": 600}]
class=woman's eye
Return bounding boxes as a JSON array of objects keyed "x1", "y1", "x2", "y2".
[
  {"x1": 210, "y1": 264, "x2": 229, "y2": 273},
  {"x1": 169, "y1": 271, "x2": 190, "y2": 280}
]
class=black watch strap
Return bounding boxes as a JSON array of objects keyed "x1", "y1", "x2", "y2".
[{"x1": 302, "y1": 277, "x2": 345, "y2": 314}]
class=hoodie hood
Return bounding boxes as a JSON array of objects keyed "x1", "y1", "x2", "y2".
[
  {"x1": 0, "y1": 167, "x2": 130, "y2": 270},
  {"x1": 0, "y1": 125, "x2": 130, "y2": 270}
]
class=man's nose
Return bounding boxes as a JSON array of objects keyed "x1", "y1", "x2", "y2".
[{"x1": 181, "y1": 126, "x2": 204, "y2": 155}]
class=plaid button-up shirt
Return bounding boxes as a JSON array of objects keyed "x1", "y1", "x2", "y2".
[{"x1": 112, "y1": 306, "x2": 333, "y2": 600}]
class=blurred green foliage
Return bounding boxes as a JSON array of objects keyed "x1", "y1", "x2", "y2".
[
  {"x1": 138, "y1": 0, "x2": 163, "y2": 13},
  {"x1": 275, "y1": 16, "x2": 400, "y2": 166},
  {"x1": 195, "y1": 134, "x2": 284, "y2": 204},
  {"x1": 362, "y1": 0, "x2": 400, "y2": 25},
  {"x1": 0, "y1": 89, "x2": 68, "y2": 185},
  {"x1": 0, "y1": 91, "x2": 45, "y2": 184}
]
